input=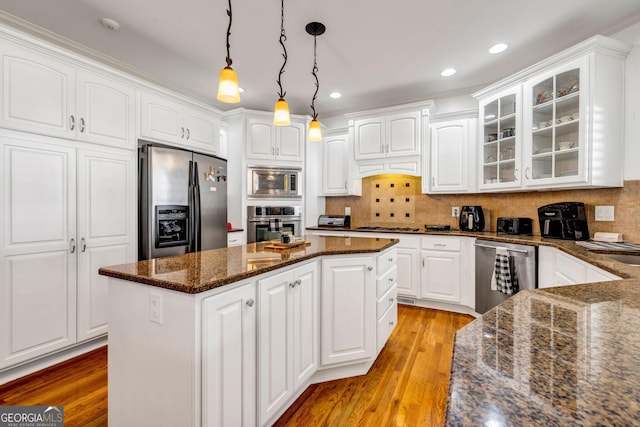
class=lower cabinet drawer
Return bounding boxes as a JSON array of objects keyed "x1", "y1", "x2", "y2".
[
  {"x1": 376, "y1": 248, "x2": 397, "y2": 275},
  {"x1": 376, "y1": 265, "x2": 397, "y2": 296},
  {"x1": 376, "y1": 302, "x2": 398, "y2": 353},
  {"x1": 377, "y1": 283, "x2": 397, "y2": 319}
]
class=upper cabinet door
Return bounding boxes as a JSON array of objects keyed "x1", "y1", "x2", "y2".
[
  {"x1": 0, "y1": 40, "x2": 76, "y2": 139},
  {"x1": 386, "y1": 111, "x2": 420, "y2": 157},
  {"x1": 184, "y1": 107, "x2": 220, "y2": 154},
  {"x1": 353, "y1": 118, "x2": 384, "y2": 160},
  {"x1": 76, "y1": 70, "x2": 135, "y2": 149},
  {"x1": 323, "y1": 133, "x2": 349, "y2": 195},
  {"x1": 276, "y1": 124, "x2": 304, "y2": 162},
  {"x1": 139, "y1": 92, "x2": 184, "y2": 143},
  {"x1": 246, "y1": 118, "x2": 276, "y2": 161},
  {"x1": 430, "y1": 119, "x2": 470, "y2": 193}
]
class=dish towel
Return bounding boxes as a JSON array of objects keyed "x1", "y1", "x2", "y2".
[{"x1": 490, "y1": 247, "x2": 519, "y2": 295}]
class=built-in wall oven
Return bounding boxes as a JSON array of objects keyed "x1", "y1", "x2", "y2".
[
  {"x1": 247, "y1": 166, "x2": 302, "y2": 199},
  {"x1": 247, "y1": 206, "x2": 302, "y2": 243}
]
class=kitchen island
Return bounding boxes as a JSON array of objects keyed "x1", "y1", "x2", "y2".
[{"x1": 99, "y1": 235, "x2": 399, "y2": 427}]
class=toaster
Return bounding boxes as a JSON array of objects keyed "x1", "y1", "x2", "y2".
[
  {"x1": 496, "y1": 217, "x2": 533, "y2": 235},
  {"x1": 318, "y1": 214, "x2": 351, "y2": 228}
]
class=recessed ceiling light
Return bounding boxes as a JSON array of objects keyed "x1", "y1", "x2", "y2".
[
  {"x1": 238, "y1": 87, "x2": 245, "y2": 93},
  {"x1": 329, "y1": 92, "x2": 342, "y2": 99},
  {"x1": 489, "y1": 43, "x2": 508, "y2": 54},
  {"x1": 441, "y1": 68, "x2": 456, "y2": 77}
]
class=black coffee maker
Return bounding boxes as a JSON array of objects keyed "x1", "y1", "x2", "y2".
[
  {"x1": 538, "y1": 202, "x2": 589, "y2": 240},
  {"x1": 459, "y1": 206, "x2": 485, "y2": 232}
]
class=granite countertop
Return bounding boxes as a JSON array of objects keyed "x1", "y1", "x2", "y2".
[
  {"x1": 447, "y1": 281, "x2": 640, "y2": 425},
  {"x1": 98, "y1": 234, "x2": 398, "y2": 294}
]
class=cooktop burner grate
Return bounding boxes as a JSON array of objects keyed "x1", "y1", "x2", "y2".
[{"x1": 355, "y1": 226, "x2": 420, "y2": 232}]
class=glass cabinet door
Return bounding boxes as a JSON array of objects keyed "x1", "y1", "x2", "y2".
[
  {"x1": 479, "y1": 88, "x2": 521, "y2": 189},
  {"x1": 526, "y1": 63, "x2": 584, "y2": 184}
]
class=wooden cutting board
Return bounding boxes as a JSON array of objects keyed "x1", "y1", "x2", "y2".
[{"x1": 264, "y1": 241, "x2": 311, "y2": 251}]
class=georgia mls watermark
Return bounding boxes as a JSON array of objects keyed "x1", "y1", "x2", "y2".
[{"x1": 0, "y1": 406, "x2": 64, "y2": 427}]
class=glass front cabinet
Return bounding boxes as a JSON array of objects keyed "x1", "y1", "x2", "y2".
[
  {"x1": 478, "y1": 87, "x2": 522, "y2": 190},
  {"x1": 523, "y1": 58, "x2": 586, "y2": 186}
]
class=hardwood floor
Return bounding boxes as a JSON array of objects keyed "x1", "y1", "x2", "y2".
[
  {"x1": 0, "y1": 346, "x2": 108, "y2": 426},
  {"x1": 0, "y1": 306, "x2": 474, "y2": 427},
  {"x1": 274, "y1": 306, "x2": 474, "y2": 427}
]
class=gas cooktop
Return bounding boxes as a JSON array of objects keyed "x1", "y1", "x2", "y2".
[{"x1": 355, "y1": 226, "x2": 420, "y2": 232}]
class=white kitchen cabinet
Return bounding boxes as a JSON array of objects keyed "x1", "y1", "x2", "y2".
[
  {"x1": 420, "y1": 237, "x2": 462, "y2": 304},
  {"x1": 395, "y1": 236, "x2": 421, "y2": 298},
  {"x1": 477, "y1": 87, "x2": 522, "y2": 190},
  {"x1": 246, "y1": 117, "x2": 304, "y2": 163},
  {"x1": 375, "y1": 249, "x2": 397, "y2": 354},
  {"x1": 321, "y1": 256, "x2": 376, "y2": 366},
  {"x1": 538, "y1": 245, "x2": 621, "y2": 288},
  {"x1": 227, "y1": 231, "x2": 246, "y2": 247},
  {"x1": 474, "y1": 35, "x2": 629, "y2": 192},
  {"x1": 0, "y1": 39, "x2": 135, "y2": 149},
  {"x1": 139, "y1": 92, "x2": 221, "y2": 154},
  {"x1": 427, "y1": 118, "x2": 474, "y2": 193},
  {"x1": 259, "y1": 261, "x2": 318, "y2": 426},
  {"x1": 323, "y1": 131, "x2": 349, "y2": 195},
  {"x1": 202, "y1": 282, "x2": 256, "y2": 427},
  {"x1": 0, "y1": 133, "x2": 136, "y2": 369},
  {"x1": 346, "y1": 102, "x2": 432, "y2": 178}
]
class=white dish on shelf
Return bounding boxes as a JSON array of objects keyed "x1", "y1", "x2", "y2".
[{"x1": 558, "y1": 141, "x2": 574, "y2": 150}]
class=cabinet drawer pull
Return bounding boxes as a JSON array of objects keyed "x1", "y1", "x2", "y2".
[
  {"x1": 289, "y1": 282, "x2": 295, "y2": 288},
  {"x1": 367, "y1": 266, "x2": 373, "y2": 271},
  {"x1": 81, "y1": 237, "x2": 87, "y2": 253},
  {"x1": 389, "y1": 297, "x2": 394, "y2": 303},
  {"x1": 434, "y1": 243, "x2": 446, "y2": 248},
  {"x1": 389, "y1": 321, "x2": 394, "y2": 326},
  {"x1": 295, "y1": 279, "x2": 302, "y2": 286},
  {"x1": 246, "y1": 299, "x2": 254, "y2": 307},
  {"x1": 70, "y1": 238, "x2": 76, "y2": 254},
  {"x1": 69, "y1": 115, "x2": 75, "y2": 131}
]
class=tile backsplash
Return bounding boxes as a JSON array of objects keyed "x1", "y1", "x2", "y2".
[{"x1": 325, "y1": 175, "x2": 640, "y2": 242}]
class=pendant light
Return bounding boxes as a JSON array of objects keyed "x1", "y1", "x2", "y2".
[
  {"x1": 273, "y1": 0, "x2": 291, "y2": 126},
  {"x1": 217, "y1": 0, "x2": 240, "y2": 103},
  {"x1": 306, "y1": 22, "x2": 325, "y2": 141}
]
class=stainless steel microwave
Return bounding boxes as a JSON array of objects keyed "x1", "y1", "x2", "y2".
[{"x1": 248, "y1": 166, "x2": 302, "y2": 199}]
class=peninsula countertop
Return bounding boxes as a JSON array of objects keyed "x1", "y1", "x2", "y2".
[{"x1": 98, "y1": 234, "x2": 398, "y2": 294}]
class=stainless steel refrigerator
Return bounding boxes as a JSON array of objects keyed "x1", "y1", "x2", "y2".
[{"x1": 138, "y1": 143, "x2": 227, "y2": 260}]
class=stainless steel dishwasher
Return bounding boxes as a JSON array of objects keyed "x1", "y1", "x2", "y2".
[{"x1": 475, "y1": 240, "x2": 537, "y2": 314}]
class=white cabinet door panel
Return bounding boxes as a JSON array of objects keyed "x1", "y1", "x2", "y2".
[
  {"x1": 323, "y1": 134, "x2": 348, "y2": 195},
  {"x1": 2, "y1": 250, "x2": 76, "y2": 368},
  {"x1": 202, "y1": 282, "x2": 256, "y2": 427},
  {"x1": 421, "y1": 251, "x2": 461, "y2": 303},
  {"x1": 277, "y1": 125, "x2": 303, "y2": 161},
  {"x1": 77, "y1": 244, "x2": 128, "y2": 341},
  {"x1": 354, "y1": 119, "x2": 384, "y2": 159},
  {"x1": 387, "y1": 112, "x2": 420, "y2": 157},
  {"x1": 292, "y1": 262, "x2": 318, "y2": 389},
  {"x1": 1, "y1": 42, "x2": 75, "y2": 139},
  {"x1": 184, "y1": 108, "x2": 219, "y2": 152},
  {"x1": 396, "y1": 249, "x2": 420, "y2": 297},
  {"x1": 430, "y1": 120, "x2": 469, "y2": 193},
  {"x1": 140, "y1": 93, "x2": 183, "y2": 142},
  {"x1": 247, "y1": 119, "x2": 275, "y2": 160},
  {"x1": 76, "y1": 71, "x2": 135, "y2": 149}
]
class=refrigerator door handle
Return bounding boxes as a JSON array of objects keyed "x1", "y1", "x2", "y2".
[
  {"x1": 188, "y1": 160, "x2": 196, "y2": 252},
  {"x1": 193, "y1": 161, "x2": 202, "y2": 252}
]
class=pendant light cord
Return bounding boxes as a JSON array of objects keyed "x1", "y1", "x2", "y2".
[
  {"x1": 276, "y1": 0, "x2": 287, "y2": 99},
  {"x1": 224, "y1": 0, "x2": 233, "y2": 67},
  {"x1": 310, "y1": 34, "x2": 319, "y2": 119}
]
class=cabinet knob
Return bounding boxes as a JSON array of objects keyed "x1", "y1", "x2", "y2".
[
  {"x1": 69, "y1": 115, "x2": 76, "y2": 131},
  {"x1": 289, "y1": 282, "x2": 295, "y2": 288},
  {"x1": 389, "y1": 321, "x2": 394, "y2": 326},
  {"x1": 69, "y1": 238, "x2": 76, "y2": 254},
  {"x1": 389, "y1": 277, "x2": 394, "y2": 283},
  {"x1": 389, "y1": 297, "x2": 394, "y2": 303},
  {"x1": 295, "y1": 279, "x2": 302, "y2": 286},
  {"x1": 246, "y1": 299, "x2": 254, "y2": 307},
  {"x1": 367, "y1": 266, "x2": 373, "y2": 271}
]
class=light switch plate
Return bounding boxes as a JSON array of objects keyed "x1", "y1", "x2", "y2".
[
  {"x1": 345, "y1": 207, "x2": 351, "y2": 215},
  {"x1": 595, "y1": 206, "x2": 614, "y2": 221}
]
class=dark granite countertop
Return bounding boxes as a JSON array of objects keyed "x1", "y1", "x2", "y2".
[
  {"x1": 447, "y1": 281, "x2": 640, "y2": 426},
  {"x1": 99, "y1": 235, "x2": 398, "y2": 294}
]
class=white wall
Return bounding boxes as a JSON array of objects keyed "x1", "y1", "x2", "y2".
[{"x1": 623, "y1": 44, "x2": 640, "y2": 180}]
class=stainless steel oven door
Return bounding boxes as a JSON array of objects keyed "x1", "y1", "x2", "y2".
[{"x1": 247, "y1": 220, "x2": 301, "y2": 243}]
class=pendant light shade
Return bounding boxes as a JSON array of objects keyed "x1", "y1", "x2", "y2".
[
  {"x1": 306, "y1": 22, "x2": 325, "y2": 141},
  {"x1": 217, "y1": 66, "x2": 240, "y2": 103},
  {"x1": 308, "y1": 118, "x2": 322, "y2": 141},
  {"x1": 274, "y1": 0, "x2": 290, "y2": 126},
  {"x1": 217, "y1": 0, "x2": 240, "y2": 103},
  {"x1": 274, "y1": 98, "x2": 291, "y2": 126}
]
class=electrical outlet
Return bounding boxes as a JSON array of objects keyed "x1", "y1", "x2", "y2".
[
  {"x1": 150, "y1": 292, "x2": 163, "y2": 324},
  {"x1": 345, "y1": 207, "x2": 351, "y2": 216},
  {"x1": 595, "y1": 206, "x2": 615, "y2": 221},
  {"x1": 452, "y1": 207, "x2": 460, "y2": 217}
]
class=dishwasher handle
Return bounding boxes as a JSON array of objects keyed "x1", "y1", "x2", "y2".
[{"x1": 474, "y1": 243, "x2": 529, "y2": 254}]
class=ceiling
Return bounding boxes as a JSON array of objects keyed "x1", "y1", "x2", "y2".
[{"x1": 2, "y1": 0, "x2": 640, "y2": 118}]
